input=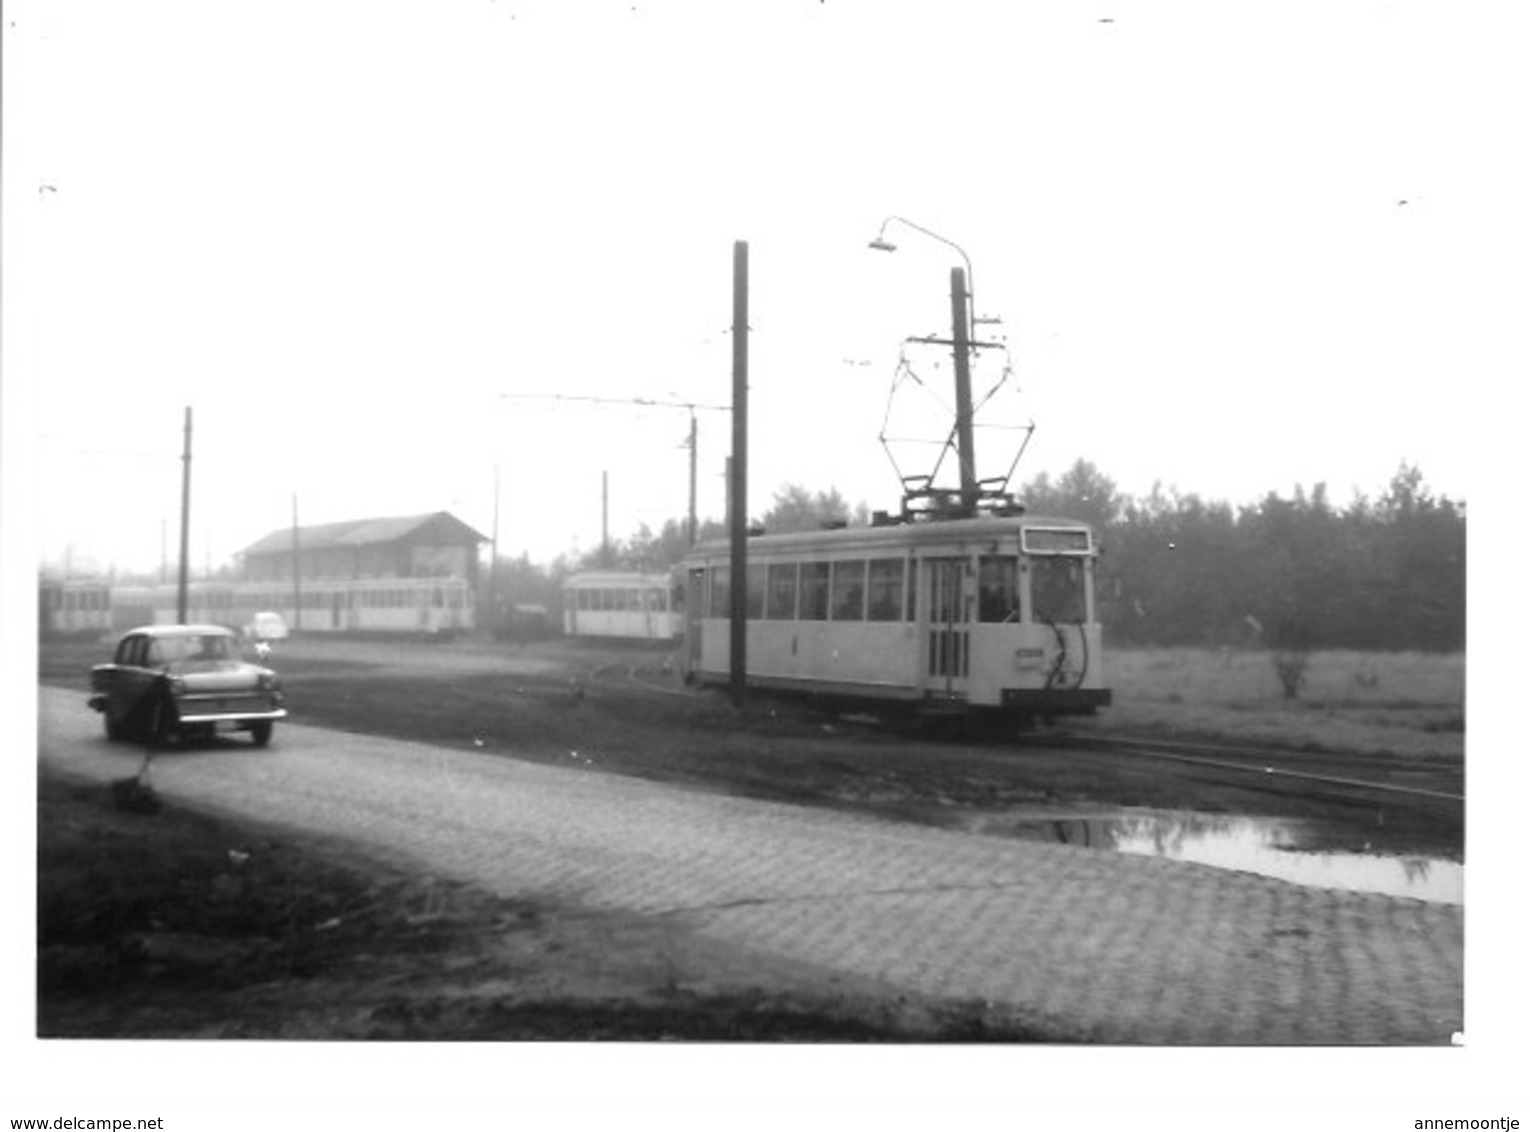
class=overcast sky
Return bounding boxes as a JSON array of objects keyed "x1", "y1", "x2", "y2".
[{"x1": 5, "y1": 0, "x2": 1517, "y2": 575}]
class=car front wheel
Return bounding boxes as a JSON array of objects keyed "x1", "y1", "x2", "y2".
[
  {"x1": 249, "y1": 721, "x2": 273, "y2": 747},
  {"x1": 149, "y1": 696, "x2": 180, "y2": 748}
]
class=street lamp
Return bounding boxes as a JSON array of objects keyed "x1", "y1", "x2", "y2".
[
  {"x1": 868, "y1": 215, "x2": 976, "y2": 342},
  {"x1": 868, "y1": 216, "x2": 980, "y2": 514}
]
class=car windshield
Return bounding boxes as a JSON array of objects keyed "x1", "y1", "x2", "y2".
[{"x1": 158, "y1": 634, "x2": 237, "y2": 664}]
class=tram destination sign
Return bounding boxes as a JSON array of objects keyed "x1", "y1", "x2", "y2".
[{"x1": 1021, "y1": 527, "x2": 1093, "y2": 555}]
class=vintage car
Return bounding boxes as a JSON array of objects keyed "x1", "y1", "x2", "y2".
[{"x1": 88, "y1": 624, "x2": 287, "y2": 746}]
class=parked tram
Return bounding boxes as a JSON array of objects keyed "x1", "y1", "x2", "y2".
[
  {"x1": 680, "y1": 514, "x2": 1110, "y2": 717},
  {"x1": 38, "y1": 580, "x2": 114, "y2": 638},
  {"x1": 137, "y1": 577, "x2": 476, "y2": 635},
  {"x1": 562, "y1": 572, "x2": 682, "y2": 642}
]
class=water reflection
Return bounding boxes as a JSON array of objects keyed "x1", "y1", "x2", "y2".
[{"x1": 984, "y1": 809, "x2": 1463, "y2": 905}]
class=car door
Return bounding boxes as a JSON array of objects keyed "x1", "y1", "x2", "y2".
[
  {"x1": 98, "y1": 634, "x2": 136, "y2": 728},
  {"x1": 112, "y1": 634, "x2": 163, "y2": 730}
]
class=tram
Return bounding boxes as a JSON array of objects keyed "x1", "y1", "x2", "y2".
[
  {"x1": 138, "y1": 577, "x2": 476, "y2": 635},
  {"x1": 680, "y1": 514, "x2": 1110, "y2": 717},
  {"x1": 562, "y1": 571, "x2": 682, "y2": 642},
  {"x1": 37, "y1": 580, "x2": 114, "y2": 638}
]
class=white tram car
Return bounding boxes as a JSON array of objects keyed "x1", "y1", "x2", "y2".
[
  {"x1": 38, "y1": 580, "x2": 115, "y2": 638},
  {"x1": 140, "y1": 577, "x2": 475, "y2": 635},
  {"x1": 562, "y1": 572, "x2": 683, "y2": 642},
  {"x1": 681, "y1": 515, "x2": 1110, "y2": 716}
]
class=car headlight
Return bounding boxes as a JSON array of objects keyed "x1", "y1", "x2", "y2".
[
  {"x1": 258, "y1": 672, "x2": 280, "y2": 692},
  {"x1": 168, "y1": 677, "x2": 187, "y2": 696}
]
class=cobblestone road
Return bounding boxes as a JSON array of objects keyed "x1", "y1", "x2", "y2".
[{"x1": 38, "y1": 686, "x2": 1463, "y2": 1043}]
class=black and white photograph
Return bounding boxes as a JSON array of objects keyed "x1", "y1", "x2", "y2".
[{"x1": 4, "y1": 1, "x2": 1519, "y2": 1129}]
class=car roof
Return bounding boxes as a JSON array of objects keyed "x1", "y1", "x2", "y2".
[{"x1": 125, "y1": 624, "x2": 236, "y2": 638}]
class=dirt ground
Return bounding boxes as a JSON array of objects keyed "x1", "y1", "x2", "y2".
[
  {"x1": 35, "y1": 633, "x2": 1464, "y2": 1040},
  {"x1": 35, "y1": 770, "x2": 1050, "y2": 1041}
]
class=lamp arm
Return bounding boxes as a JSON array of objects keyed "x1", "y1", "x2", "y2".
[{"x1": 875, "y1": 215, "x2": 975, "y2": 339}]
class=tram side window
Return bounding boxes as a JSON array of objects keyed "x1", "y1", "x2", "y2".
[
  {"x1": 746, "y1": 565, "x2": 766, "y2": 619},
  {"x1": 830, "y1": 560, "x2": 866, "y2": 621},
  {"x1": 1030, "y1": 556, "x2": 1087, "y2": 623},
  {"x1": 709, "y1": 567, "x2": 730, "y2": 618},
  {"x1": 978, "y1": 556, "x2": 1020, "y2": 623},
  {"x1": 867, "y1": 559, "x2": 904, "y2": 622},
  {"x1": 798, "y1": 562, "x2": 830, "y2": 621},
  {"x1": 765, "y1": 563, "x2": 797, "y2": 620}
]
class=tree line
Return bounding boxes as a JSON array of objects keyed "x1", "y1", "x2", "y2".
[
  {"x1": 1016, "y1": 459, "x2": 1464, "y2": 652},
  {"x1": 488, "y1": 464, "x2": 1465, "y2": 654}
]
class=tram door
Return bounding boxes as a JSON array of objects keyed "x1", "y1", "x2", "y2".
[{"x1": 924, "y1": 557, "x2": 971, "y2": 700}]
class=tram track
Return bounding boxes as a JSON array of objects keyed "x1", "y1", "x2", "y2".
[
  {"x1": 541, "y1": 657, "x2": 1463, "y2": 847},
  {"x1": 1027, "y1": 731, "x2": 1464, "y2": 806},
  {"x1": 580, "y1": 659, "x2": 1465, "y2": 800}
]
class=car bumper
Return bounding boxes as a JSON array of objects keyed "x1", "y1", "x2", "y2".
[
  {"x1": 175, "y1": 706, "x2": 288, "y2": 726},
  {"x1": 174, "y1": 692, "x2": 287, "y2": 727}
]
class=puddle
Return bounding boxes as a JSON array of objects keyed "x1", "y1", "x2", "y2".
[{"x1": 973, "y1": 809, "x2": 1463, "y2": 905}]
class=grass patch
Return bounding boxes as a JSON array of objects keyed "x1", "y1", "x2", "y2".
[{"x1": 1092, "y1": 647, "x2": 1464, "y2": 758}]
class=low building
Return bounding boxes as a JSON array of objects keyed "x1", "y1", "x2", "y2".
[{"x1": 239, "y1": 512, "x2": 487, "y2": 587}]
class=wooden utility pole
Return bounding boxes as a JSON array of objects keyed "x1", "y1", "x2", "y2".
[
  {"x1": 729, "y1": 240, "x2": 749, "y2": 698},
  {"x1": 291, "y1": 494, "x2": 301, "y2": 633},
  {"x1": 176, "y1": 407, "x2": 192, "y2": 624},
  {"x1": 949, "y1": 265, "x2": 978, "y2": 515},
  {"x1": 687, "y1": 410, "x2": 698, "y2": 546},
  {"x1": 488, "y1": 464, "x2": 500, "y2": 612},
  {"x1": 601, "y1": 470, "x2": 611, "y2": 568}
]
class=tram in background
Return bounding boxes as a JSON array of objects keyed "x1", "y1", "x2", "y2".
[
  {"x1": 562, "y1": 571, "x2": 682, "y2": 642},
  {"x1": 680, "y1": 513, "x2": 1110, "y2": 718},
  {"x1": 37, "y1": 580, "x2": 114, "y2": 639},
  {"x1": 140, "y1": 578, "x2": 476, "y2": 635}
]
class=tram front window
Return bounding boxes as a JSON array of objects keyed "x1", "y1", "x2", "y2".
[
  {"x1": 979, "y1": 556, "x2": 1019, "y2": 623},
  {"x1": 1031, "y1": 557, "x2": 1086, "y2": 623}
]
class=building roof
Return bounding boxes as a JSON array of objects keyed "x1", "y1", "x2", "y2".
[{"x1": 240, "y1": 512, "x2": 488, "y2": 558}]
